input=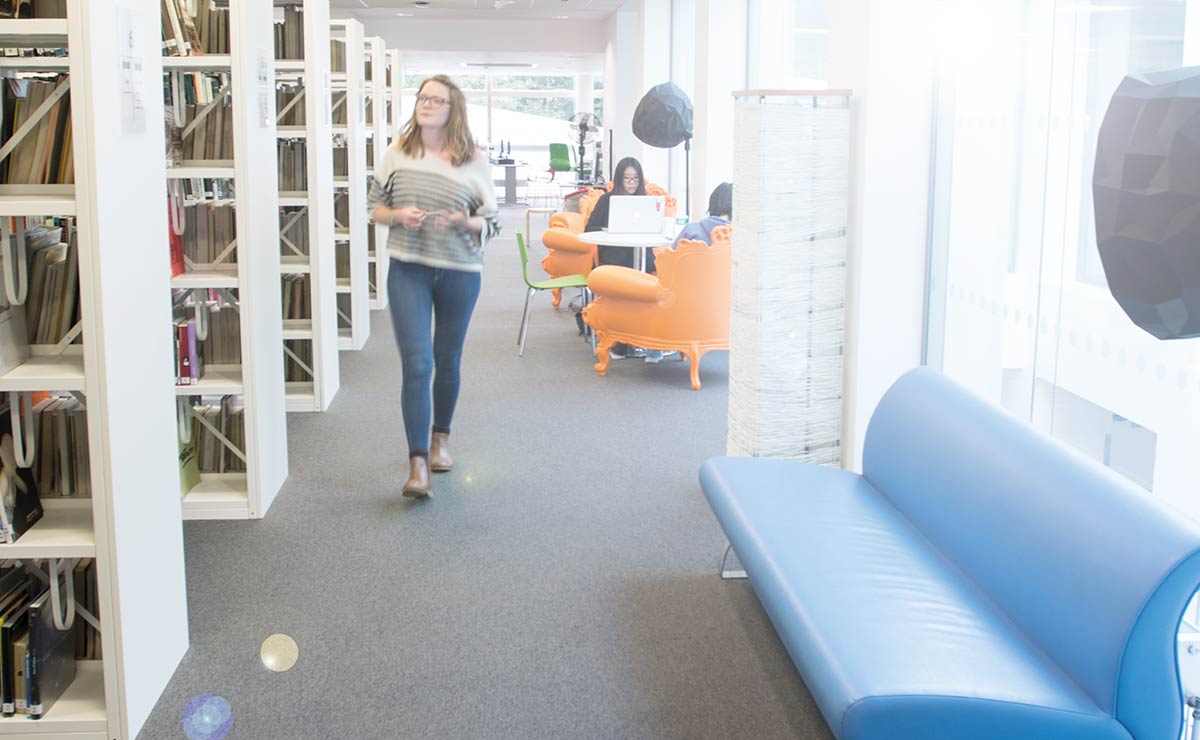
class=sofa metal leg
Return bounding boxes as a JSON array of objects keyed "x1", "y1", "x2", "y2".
[
  {"x1": 518, "y1": 287, "x2": 535, "y2": 356},
  {"x1": 720, "y1": 541, "x2": 747, "y2": 580}
]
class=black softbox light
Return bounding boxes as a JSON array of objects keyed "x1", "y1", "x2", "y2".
[{"x1": 632, "y1": 82, "x2": 694, "y2": 213}]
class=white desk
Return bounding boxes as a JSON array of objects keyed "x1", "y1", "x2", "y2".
[{"x1": 577, "y1": 231, "x2": 672, "y2": 272}]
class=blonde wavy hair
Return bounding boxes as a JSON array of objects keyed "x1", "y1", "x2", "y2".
[{"x1": 395, "y1": 75, "x2": 476, "y2": 167}]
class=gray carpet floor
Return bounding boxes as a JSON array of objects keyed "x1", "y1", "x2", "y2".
[{"x1": 136, "y1": 206, "x2": 833, "y2": 740}]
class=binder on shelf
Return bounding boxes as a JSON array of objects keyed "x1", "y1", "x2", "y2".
[{"x1": 25, "y1": 586, "x2": 76, "y2": 720}]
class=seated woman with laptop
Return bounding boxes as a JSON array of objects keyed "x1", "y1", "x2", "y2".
[{"x1": 583, "y1": 156, "x2": 664, "y2": 273}]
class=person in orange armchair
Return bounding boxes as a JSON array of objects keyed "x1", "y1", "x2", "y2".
[
  {"x1": 584, "y1": 156, "x2": 658, "y2": 273},
  {"x1": 671, "y1": 182, "x2": 732, "y2": 249}
]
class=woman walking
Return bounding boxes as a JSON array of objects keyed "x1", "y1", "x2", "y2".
[{"x1": 369, "y1": 74, "x2": 500, "y2": 498}]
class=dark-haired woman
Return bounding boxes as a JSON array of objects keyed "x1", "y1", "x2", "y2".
[{"x1": 583, "y1": 157, "x2": 658, "y2": 274}]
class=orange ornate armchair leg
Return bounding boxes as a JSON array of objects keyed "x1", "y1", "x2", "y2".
[
  {"x1": 593, "y1": 332, "x2": 616, "y2": 376},
  {"x1": 684, "y1": 344, "x2": 703, "y2": 390},
  {"x1": 551, "y1": 288, "x2": 562, "y2": 308}
]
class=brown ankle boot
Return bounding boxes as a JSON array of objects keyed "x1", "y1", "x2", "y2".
[
  {"x1": 430, "y1": 431, "x2": 453, "y2": 472},
  {"x1": 402, "y1": 456, "x2": 432, "y2": 498}
]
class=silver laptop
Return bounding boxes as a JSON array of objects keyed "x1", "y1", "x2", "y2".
[{"x1": 606, "y1": 195, "x2": 665, "y2": 234}]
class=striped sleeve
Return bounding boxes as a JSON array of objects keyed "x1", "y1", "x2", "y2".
[
  {"x1": 471, "y1": 155, "x2": 500, "y2": 246},
  {"x1": 368, "y1": 169, "x2": 392, "y2": 212}
]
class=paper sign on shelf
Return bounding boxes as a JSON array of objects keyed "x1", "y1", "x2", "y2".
[{"x1": 118, "y1": 8, "x2": 146, "y2": 136}]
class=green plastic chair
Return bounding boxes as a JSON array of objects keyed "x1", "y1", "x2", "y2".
[
  {"x1": 548, "y1": 143, "x2": 572, "y2": 180},
  {"x1": 516, "y1": 230, "x2": 588, "y2": 356}
]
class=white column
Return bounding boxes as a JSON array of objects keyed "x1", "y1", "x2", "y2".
[
  {"x1": 692, "y1": 0, "x2": 747, "y2": 220},
  {"x1": 669, "y1": 0, "x2": 696, "y2": 201},
  {"x1": 574, "y1": 73, "x2": 595, "y2": 116},
  {"x1": 827, "y1": 0, "x2": 937, "y2": 470},
  {"x1": 1186, "y1": 0, "x2": 1200, "y2": 65},
  {"x1": 604, "y1": 8, "x2": 644, "y2": 168}
]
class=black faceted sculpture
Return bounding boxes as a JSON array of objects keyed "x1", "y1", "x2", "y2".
[{"x1": 1093, "y1": 67, "x2": 1200, "y2": 340}]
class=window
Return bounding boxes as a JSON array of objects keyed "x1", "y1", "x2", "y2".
[
  {"x1": 926, "y1": 0, "x2": 1198, "y2": 518},
  {"x1": 748, "y1": 0, "x2": 828, "y2": 88}
]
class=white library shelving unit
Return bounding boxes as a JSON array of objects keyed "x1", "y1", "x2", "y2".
[
  {"x1": 0, "y1": 3, "x2": 187, "y2": 739},
  {"x1": 388, "y1": 48, "x2": 402, "y2": 145},
  {"x1": 165, "y1": 0, "x2": 288, "y2": 520},
  {"x1": 329, "y1": 18, "x2": 368, "y2": 351},
  {"x1": 275, "y1": 0, "x2": 339, "y2": 413},
  {"x1": 365, "y1": 35, "x2": 387, "y2": 311}
]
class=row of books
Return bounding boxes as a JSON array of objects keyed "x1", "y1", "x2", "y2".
[
  {"x1": 161, "y1": 0, "x2": 228, "y2": 57},
  {"x1": 337, "y1": 293, "x2": 353, "y2": 330},
  {"x1": 284, "y1": 339, "x2": 312, "y2": 384},
  {"x1": 333, "y1": 146, "x2": 347, "y2": 177},
  {"x1": 1, "y1": 78, "x2": 73, "y2": 186},
  {"x1": 179, "y1": 94, "x2": 234, "y2": 163},
  {"x1": 176, "y1": 202, "x2": 238, "y2": 266},
  {"x1": 0, "y1": 563, "x2": 86, "y2": 719},
  {"x1": 274, "y1": 5, "x2": 305, "y2": 61},
  {"x1": 332, "y1": 92, "x2": 348, "y2": 125},
  {"x1": 280, "y1": 207, "x2": 311, "y2": 259},
  {"x1": 276, "y1": 87, "x2": 306, "y2": 127},
  {"x1": 277, "y1": 140, "x2": 307, "y2": 192},
  {"x1": 160, "y1": 0, "x2": 196, "y2": 56},
  {"x1": 30, "y1": 396, "x2": 89, "y2": 499},
  {"x1": 171, "y1": 300, "x2": 241, "y2": 386},
  {"x1": 331, "y1": 40, "x2": 346, "y2": 74},
  {"x1": 18, "y1": 223, "x2": 79, "y2": 347},
  {"x1": 0, "y1": 0, "x2": 65, "y2": 19},
  {"x1": 184, "y1": 399, "x2": 246, "y2": 477},
  {"x1": 188, "y1": 0, "x2": 230, "y2": 55},
  {"x1": 282, "y1": 271, "x2": 313, "y2": 382}
]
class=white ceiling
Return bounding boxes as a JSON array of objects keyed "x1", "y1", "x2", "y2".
[{"x1": 337, "y1": 0, "x2": 630, "y2": 21}]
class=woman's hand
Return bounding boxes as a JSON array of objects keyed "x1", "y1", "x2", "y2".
[
  {"x1": 393, "y1": 206, "x2": 426, "y2": 231},
  {"x1": 433, "y1": 207, "x2": 482, "y2": 236}
]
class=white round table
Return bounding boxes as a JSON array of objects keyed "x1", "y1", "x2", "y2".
[{"x1": 577, "y1": 231, "x2": 672, "y2": 272}]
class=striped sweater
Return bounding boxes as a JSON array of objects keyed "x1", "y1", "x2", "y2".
[{"x1": 368, "y1": 147, "x2": 501, "y2": 272}]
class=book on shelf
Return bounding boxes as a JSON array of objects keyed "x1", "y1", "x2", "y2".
[
  {"x1": 0, "y1": 404, "x2": 43, "y2": 545},
  {"x1": 178, "y1": 437, "x2": 200, "y2": 496}
]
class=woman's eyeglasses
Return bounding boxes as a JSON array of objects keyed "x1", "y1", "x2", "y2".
[
  {"x1": 417, "y1": 95, "x2": 449, "y2": 108},
  {"x1": 622, "y1": 175, "x2": 640, "y2": 183}
]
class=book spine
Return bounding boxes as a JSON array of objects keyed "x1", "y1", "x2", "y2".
[
  {"x1": 187, "y1": 319, "x2": 199, "y2": 383},
  {"x1": 177, "y1": 322, "x2": 190, "y2": 385}
]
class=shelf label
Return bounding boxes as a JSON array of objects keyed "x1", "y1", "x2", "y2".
[
  {"x1": 258, "y1": 49, "x2": 272, "y2": 128},
  {"x1": 118, "y1": 8, "x2": 146, "y2": 136}
]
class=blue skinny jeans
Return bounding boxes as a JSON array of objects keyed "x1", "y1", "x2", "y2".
[{"x1": 387, "y1": 260, "x2": 481, "y2": 456}]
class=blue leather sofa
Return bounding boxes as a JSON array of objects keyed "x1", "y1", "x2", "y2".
[{"x1": 700, "y1": 367, "x2": 1200, "y2": 740}]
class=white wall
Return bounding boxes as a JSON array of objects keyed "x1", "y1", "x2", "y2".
[
  {"x1": 828, "y1": 0, "x2": 937, "y2": 470},
  {"x1": 690, "y1": 0, "x2": 747, "y2": 220}
]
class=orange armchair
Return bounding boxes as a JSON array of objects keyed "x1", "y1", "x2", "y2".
[
  {"x1": 582, "y1": 226, "x2": 731, "y2": 390},
  {"x1": 540, "y1": 209, "x2": 596, "y2": 309}
]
